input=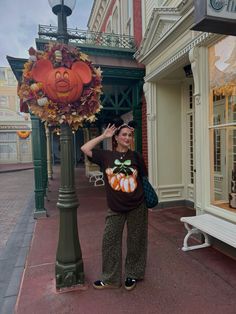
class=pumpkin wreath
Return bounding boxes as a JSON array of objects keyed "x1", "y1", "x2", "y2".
[
  {"x1": 17, "y1": 130, "x2": 31, "y2": 139},
  {"x1": 18, "y1": 43, "x2": 103, "y2": 129}
]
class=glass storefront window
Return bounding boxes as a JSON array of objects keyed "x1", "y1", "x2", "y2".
[{"x1": 209, "y1": 36, "x2": 236, "y2": 209}]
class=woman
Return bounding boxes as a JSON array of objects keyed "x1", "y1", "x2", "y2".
[{"x1": 81, "y1": 121, "x2": 148, "y2": 291}]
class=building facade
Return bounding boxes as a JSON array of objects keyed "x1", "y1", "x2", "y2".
[
  {"x1": 136, "y1": 0, "x2": 236, "y2": 224},
  {"x1": 88, "y1": 0, "x2": 142, "y2": 46},
  {"x1": 0, "y1": 67, "x2": 32, "y2": 163},
  {"x1": 87, "y1": 0, "x2": 148, "y2": 163}
]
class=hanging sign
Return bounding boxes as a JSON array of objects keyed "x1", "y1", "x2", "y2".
[{"x1": 192, "y1": 0, "x2": 236, "y2": 35}]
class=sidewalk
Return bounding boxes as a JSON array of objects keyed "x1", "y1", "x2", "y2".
[
  {"x1": 15, "y1": 166, "x2": 236, "y2": 314},
  {"x1": 0, "y1": 163, "x2": 34, "y2": 173}
]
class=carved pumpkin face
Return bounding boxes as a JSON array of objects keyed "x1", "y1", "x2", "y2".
[
  {"x1": 45, "y1": 67, "x2": 83, "y2": 103},
  {"x1": 31, "y1": 59, "x2": 92, "y2": 104}
]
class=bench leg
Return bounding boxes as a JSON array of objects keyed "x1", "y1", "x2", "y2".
[
  {"x1": 89, "y1": 176, "x2": 96, "y2": 182},
  {"x1": 182, "y1": 222, "x2": 211, "y2": 251},
  {"x1": 94, "y1": 175, "x2": 105, "y2": 186}
]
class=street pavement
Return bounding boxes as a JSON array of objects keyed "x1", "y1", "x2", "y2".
[
  {"x1": 1, "y1": 164, "x2": 236, "y2": 314},
  {"x1": 0, "y1": 167, "x2": 35, "y2": 314}
]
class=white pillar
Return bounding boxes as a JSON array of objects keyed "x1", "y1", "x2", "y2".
[
  {"x1": 189, "y1": 46, "x2": 210, "y2": 214},
  {"x1": 143, "y1": 81, "x2": 158, "y2": 191}
]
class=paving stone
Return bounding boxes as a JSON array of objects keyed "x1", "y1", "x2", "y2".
[
  {"x1": 1, "y1": 295, "x2": 17, "y2": 314},
  {"x1": 0, "y1": 169, "x2": 34, "y2": 313},
  {"x1": 5, "y1": 266, "x2": 24, "y2": 297}
]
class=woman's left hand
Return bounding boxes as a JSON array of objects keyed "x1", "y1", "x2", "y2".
[{"x1": 103, "y1": 124, "x2": 117, "y2": 139}]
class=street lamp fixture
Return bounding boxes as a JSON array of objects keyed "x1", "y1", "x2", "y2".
[
  {"x1": 48, "y1": 0, "x2": 76, "y2": 43},
  {"x1": 48, "y1": 0, "x2": 85, "y2": 290},
  {"x1": 48, "y1": 0, "x2": 76, "y2": 16}
]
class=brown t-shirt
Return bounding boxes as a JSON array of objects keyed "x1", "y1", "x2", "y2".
[{"x1": 90, "y1": 149, "x2": 147, "y2": 212}]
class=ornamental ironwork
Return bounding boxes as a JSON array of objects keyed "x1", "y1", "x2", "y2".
[{"x1": 38, "y1": 25, "x2": 136, "y2": 50}]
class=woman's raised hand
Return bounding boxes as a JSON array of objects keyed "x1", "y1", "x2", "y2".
[{"x1": 103, "y1": 124, "x2": 117, "y2": 138}]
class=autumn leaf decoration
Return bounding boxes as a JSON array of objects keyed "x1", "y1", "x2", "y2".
[{"x1": 18, "y1": 43, "x2": 103, "y2": 129}]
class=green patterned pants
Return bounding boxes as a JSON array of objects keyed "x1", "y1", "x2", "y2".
[{"x1": 101, "y1": 202, "x2": 148, "y2": 285}]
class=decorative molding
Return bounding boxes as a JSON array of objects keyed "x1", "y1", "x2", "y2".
[
  {"x1": 189, "y1": 46, "x2": 200, "y2": 97},
  {"x1": 195, "y1": 95, "x2": 201, "y2": 106},
  {"x1": 88, "y1": 0, "x2": 111, "y2": 31},
  {"x1": 149, "y1": 19, "x2": 178, "y2": 51},
  {"x1": 144, "y1": 32, "x2": 214, "y2": 81},
  {"x1": 147, "y1": 114, "x2": 156, "y2": 121},
  {"x1": 139, "y1": 8, "x2": 181, "y2": 58},
  {"x1": 189, "y1": 46, "x2": 202, "y2": 106},
  {"x1": 137, "y1": 0, "x2": 193, "y2": 60},
  {"x1": 0, "y1": 124, "x2": 31, "y2": 130},
  {"x1": 187, "y1": 185, "x2": 194, "y2": 201},
  {"x1": 158, "y1": 184, "x2": 185, "y2": 202},
  {"x1": 143, "y1": 82, "x2": 149, "y2": 101}
]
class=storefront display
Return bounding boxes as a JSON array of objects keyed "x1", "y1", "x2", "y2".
[{"x1": 209, "y1": 36, "x2": 236, "y2": 211}]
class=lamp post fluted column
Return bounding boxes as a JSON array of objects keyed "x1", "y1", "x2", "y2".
[
  {"x1": 48, "y1": 0, "x2": 84, "y2": 289},
  {"x1": 56, "y1": 124, "x2": 84, "y2": 288}
]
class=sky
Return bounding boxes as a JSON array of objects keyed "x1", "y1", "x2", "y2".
[{"x1": 0, "y1": 0, "x2": 94, "y2": 67}]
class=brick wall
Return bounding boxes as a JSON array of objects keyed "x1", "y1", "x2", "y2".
[{"x1": 133, "y1": 0, "x2": 142, "y2": 46}]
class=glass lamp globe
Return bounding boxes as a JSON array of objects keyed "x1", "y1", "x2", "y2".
[{"x1": 48, "y1": 0, "x2": 76, "y2": 16}]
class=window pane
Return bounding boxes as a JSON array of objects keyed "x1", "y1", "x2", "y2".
[
  {"x1": 209, "y1": 36, "x2": 236, "y2": 209},
  {"x1": 210, "y1": 128, "x2": 236, "y2": 203}
]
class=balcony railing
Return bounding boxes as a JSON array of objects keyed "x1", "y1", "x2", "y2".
[{"x1": 38, "y1": 25, "x2": 136, "y2": 50}]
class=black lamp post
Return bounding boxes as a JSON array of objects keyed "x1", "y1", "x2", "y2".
[{"x1": 48, "y1": 0, "x2": 84, "y2": 290}]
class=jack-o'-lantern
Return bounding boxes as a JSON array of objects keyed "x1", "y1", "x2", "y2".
[
  {"x1": 120, "y1": 175, "x2": 137, "y2": 193},
  {"x1": 31, "y1": 59, "x2": 92, "y2": 104},
  {"x1": 110, "y1": 175, "x2": 121, "y2": 191}
]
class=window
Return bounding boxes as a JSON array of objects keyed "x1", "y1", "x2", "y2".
[
  {"x1": 6, "y1": 69, "x2": 16, "y2": 86},
  {"x1": 0, "y1": 68, "x2": 6, "y2": 81},
  {"x1": 123, "y1": 0, "x2": 132, "y2": 36},
  {"x1": 127, "y1": 0, "x2": 132, "y2": 19},
  {"x1": 0, "y1": 96, "x2": 9, "y2": 108},
  {"x1": 106, "y1": 21, "x2": 112, "y2": 33},
  {"x1": 209, "y1": 36, "x2": 236, "y2": 206},
  {"x1": 112, "y1": 7, "x2": 119, "y2": 33},
  {"x1": 0, "y1": 132, "x2": 17, "y2": 161}
]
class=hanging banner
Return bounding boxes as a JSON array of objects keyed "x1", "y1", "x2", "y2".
[{"x1": 192, "y1": 0, "x2": 236, "y2": 35}]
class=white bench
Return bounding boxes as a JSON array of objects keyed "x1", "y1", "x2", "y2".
[
  {"x1": 180, "y1": 214, "x2": 236, "y2": 251},
  {"x1": 88, "y1": 171, "x2": 105, "y2": 187}
]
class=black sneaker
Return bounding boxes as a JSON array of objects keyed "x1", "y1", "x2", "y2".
[
  {"x1": 124, "y1": 278, "x2": 137, "y2": 291},
  {"x1": 93, "y1": 280, "x2": 120, "y2": 289}
]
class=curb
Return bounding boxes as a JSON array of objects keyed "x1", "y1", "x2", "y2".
[{"x1": 0, "y1": 168, "x2": 34, "y2": 174}]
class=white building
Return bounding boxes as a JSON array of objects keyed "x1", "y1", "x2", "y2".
[
  {"x1": 136, "y1": 0, "x2": 236, "y2": 224},
  {"x1": 0, "y1": 67, "x2": 32, "y2": 163}
]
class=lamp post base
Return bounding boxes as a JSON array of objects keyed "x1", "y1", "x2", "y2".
[{"x1": 55, "y1": 260, "x2": 84, "y2": 289}]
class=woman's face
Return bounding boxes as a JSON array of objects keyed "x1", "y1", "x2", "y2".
[{"x1": 115, "y1": 127, "x2": 133, "y2": 149}]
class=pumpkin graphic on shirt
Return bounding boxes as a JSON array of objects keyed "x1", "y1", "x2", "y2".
[{"x1": 105, "y1": 159, "x2": 138, "y2": 193}]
